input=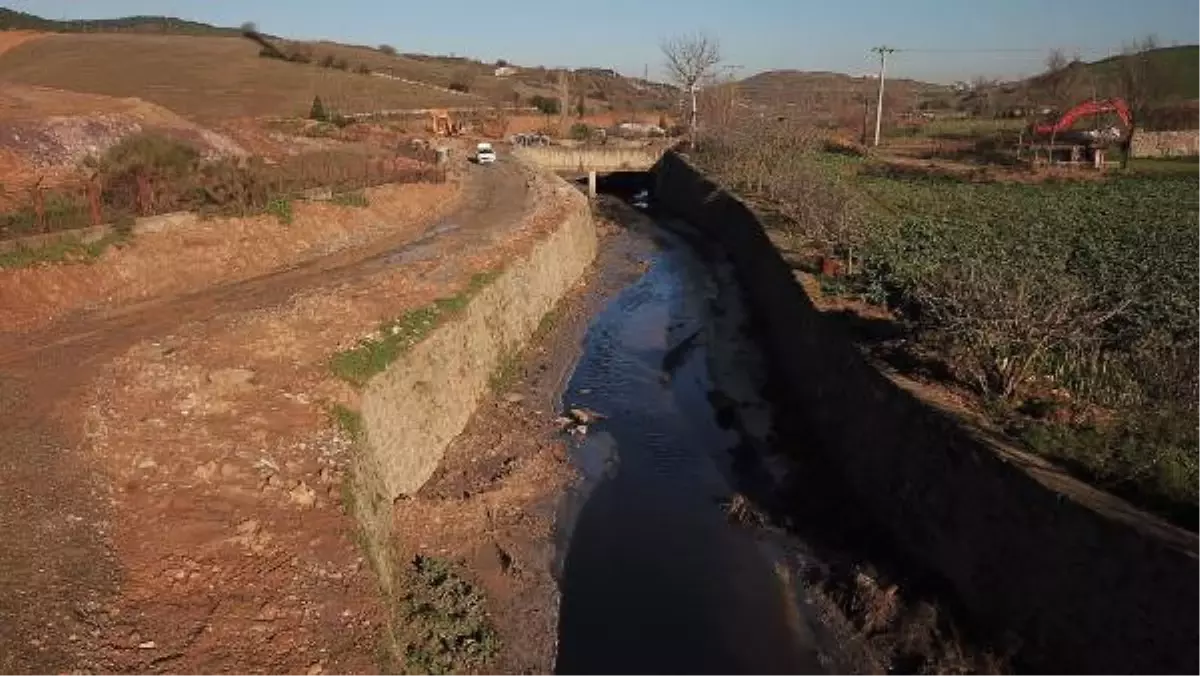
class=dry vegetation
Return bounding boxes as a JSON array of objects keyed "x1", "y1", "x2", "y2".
[{"x1": 0, "y1": 132, "x2": 442, "y2": 242}]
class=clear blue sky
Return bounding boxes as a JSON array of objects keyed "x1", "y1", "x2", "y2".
[{"x1": 8, "y1": 0, "x2": 1198, "y2": 82}]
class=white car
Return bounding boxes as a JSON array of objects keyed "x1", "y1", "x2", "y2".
[{"x1": 476, "y1": 143, "x2": 497, "y2": 164}]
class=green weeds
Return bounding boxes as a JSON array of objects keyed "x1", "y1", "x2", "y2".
[
  {"x1": 329, "y1": 270, "x2": 502, "y2": 386},
  {"x1": 0, "y1": 230, "x2": 131, "y2": 269},
  {"x1": 398, "y1": 555, "x2": 500, "y2": 675}
]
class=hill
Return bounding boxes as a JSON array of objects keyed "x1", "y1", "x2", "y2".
[
  {"x1": 265, "y1": 38, "x2": 675, "y2": 113},
  {"x1": 1029, "y1": 45, "x2": 1199, "y2": 103},
  {"x1": 734, "y1": 69, "x2": 949, "y2": 122},
  {"x1": 0, "y1": 5, "x2": 676, "y2": 119},
  {"x1": 0, "y1": 7, "x2": 242, "y2": 36},
  {"x1": 0, "y1": 33, "x2": 484, "y2": 121}
]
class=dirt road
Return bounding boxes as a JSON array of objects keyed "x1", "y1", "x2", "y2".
[{"x1": 0, "y1": 160, "x2": 531, "y2": 673}]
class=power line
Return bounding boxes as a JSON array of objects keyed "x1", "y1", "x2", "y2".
[{"x1": 896, "y1": 47, "x2": 1048, "y2": 54}]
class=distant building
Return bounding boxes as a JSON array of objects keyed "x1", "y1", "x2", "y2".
[{"x1": 494, "y1": 66, "x2": 518, "y2": 77}]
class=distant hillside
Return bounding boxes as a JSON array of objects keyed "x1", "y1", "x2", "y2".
[
  {"x1": 0, "y1": 7, "x2": 242, "y2": 36},
  {"x1": 1028, "y1": 45, "x2": 1198, "y2": 103},
  {"x1": 0, "y1": 33, "x2": 480, "y2": 121},
  {"x1": 0, "y1": 6, "x2": 675, "y2": 119},
  {"x1": 735, "y1": 69, "x2": 949, "y2": 118}
]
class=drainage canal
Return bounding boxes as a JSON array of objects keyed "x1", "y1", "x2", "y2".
[{"x1": 553, "y1": 178, "x2": 823, "y2": 674}]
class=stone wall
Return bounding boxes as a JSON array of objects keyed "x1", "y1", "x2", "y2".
[
  {"x1": 1131, "y1": 130, "x2": 1200, "y2": 158},
  {"x1": 349, "y1": 175, "x2": 596, "y2": 592},
  {"x1": 652, "y1": 150, "x2": 1198, "y2": 674}
]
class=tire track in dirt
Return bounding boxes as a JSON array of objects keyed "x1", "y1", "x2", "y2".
[{"x1": 0, "y1": 161, "x2": 530, "y2": 672}]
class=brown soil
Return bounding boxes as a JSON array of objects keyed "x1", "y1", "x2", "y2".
[
  {"x1": 0, "y1": 30, "x2": 45, "y2": 57},
  {"x1": 0, "y1": 179, "x2": 460, "y2": 332},
  {"x1": 872, "y1": 150, "x2": 1108, "y2": 183},
  {"x1": 0, "y1": 161, "x2": 545, "y2": 673}
]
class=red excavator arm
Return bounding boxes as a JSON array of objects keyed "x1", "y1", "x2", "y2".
[{"x1": 1033, "y1": 98, "x2": 1132, "y2": 136}]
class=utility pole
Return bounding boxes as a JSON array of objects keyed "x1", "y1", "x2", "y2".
[{"x1": 871, "y1": 46, "x2": 896, "y2": 146}]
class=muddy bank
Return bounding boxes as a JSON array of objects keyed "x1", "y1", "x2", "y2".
[{"x1": 652, "y1": 150, "x2": 1199, "y2": 674}]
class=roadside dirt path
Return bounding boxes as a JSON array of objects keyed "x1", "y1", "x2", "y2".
[{"x1": 0, "y1": 161, "x2": 533, "y2": 673}]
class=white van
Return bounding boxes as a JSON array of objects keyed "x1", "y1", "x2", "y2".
[{"x1": 476, "y1": 142, "x2": 496, "y2": 164}]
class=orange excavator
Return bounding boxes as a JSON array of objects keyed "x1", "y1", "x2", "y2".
[{"x1": 1031, "y1": 98, "x2": 1132, "y2": 144}]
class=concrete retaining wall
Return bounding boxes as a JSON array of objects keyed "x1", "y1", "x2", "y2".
[
  {"x1": 513, "y1": 145, "x2": 664, "y2": 172},
  {"x1": 652, "y1": 150, "x2": 1198, "y2": 674},
  {"x1": 1131, "y1": 130, "x2": 1200, "y2": 158},
  {"x1": 349, "y1": 178, "x2": 596, "y2": 594}
]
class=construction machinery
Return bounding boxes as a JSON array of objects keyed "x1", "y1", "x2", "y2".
[
  {"x1": 1022, "y1": 97, "x2": 1132, "y2": 168},
  {"x1": 1029, "y1": 98, "x2": 1132, "y2": 145},
  {"x1": 428, "y1": 109, "x2": 461, "y2": 136}
]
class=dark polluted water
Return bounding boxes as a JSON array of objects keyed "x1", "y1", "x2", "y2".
[{"x1": 553, "y1": 214, "x2": 823, "y2": 675}]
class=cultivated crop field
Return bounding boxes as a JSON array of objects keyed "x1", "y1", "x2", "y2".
[
  {"x1": 697, "y1": 129, "x2": 1198, "y2": 527},
  {"x1": 857, "y1": 172, "x2": 1198, "y2": 525}
]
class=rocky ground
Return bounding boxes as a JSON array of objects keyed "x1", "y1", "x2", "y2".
[{"x1": 0, "y1": 160, "x2": 564, "y2": 673}]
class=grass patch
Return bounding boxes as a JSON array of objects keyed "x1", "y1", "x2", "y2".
[
  {"x1": 330, "y1": 269, "x2": 502, "y2": 386},
  {"x1": 488, "y1": 347, "x2": 522, "y2": 394},
  {"x1": 330, "y1": 403, "x2": 365, "y2": 441},
  {"x1": 0, "y1": 230, "x2": 131, "y2": 269},
  {"x1": 532, "y1": 303, "x2": 565, "y2": 342},
  {"x1": 265, "y1": 197, "x2": 293, "y2": 224},
  {"x1": 398, "y1": 555, "x2": 500, "y2": 675},
  {"x1": 331, "y1": 306, "x2": 442, "y2": 386},
  {"x1": 331, "y1": 190, "x2": 371, "y2": 207}
]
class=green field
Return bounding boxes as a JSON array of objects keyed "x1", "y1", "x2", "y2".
[{"x1": 849, "y1": 171, "x2": 1198, "y2": 525}]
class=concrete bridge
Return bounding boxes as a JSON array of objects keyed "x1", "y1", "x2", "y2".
[{"x1": 513, "y1": 145, "x2": 667, "y2": 194}]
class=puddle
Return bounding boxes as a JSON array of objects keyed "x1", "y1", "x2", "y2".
[
  {"x1": 554, "y1": 210, "x2": 823, "y2": 674},
  {"x1": 383, "y1": 221, "x2": 460, "y2": 265}
]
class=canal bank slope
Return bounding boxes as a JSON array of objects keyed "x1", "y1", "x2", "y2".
[{"x1": 652, "y1": 150, "x2": 1198, "y2": 674}]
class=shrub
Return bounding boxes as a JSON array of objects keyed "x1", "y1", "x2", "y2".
[
  {"x1": 332, "y1": 58, "x2": 349, "y2": 71},
  {"x1": 288, "y1": 50, "x2": 312, "y2": 64},
  {"x1": 265, "y1": 197, "x2": 293, "y2": 225},
  {"x1": 319, "y1": 54, "x2": 336, "y2": 68},
  {"x1": 309, "y1": 95, "x2": 328, "y2": 122},
  {"x1": 569, "y1": 123, "x2": 591, "y2": 141},
  {"x1": 378, "y1": 44, "x2": 397, "y2": 56},
  {"x1": 355, "y1": 63, "x2": 371, "y2": 75},
  {"x1": 448, "y1": 81, "x2": 470, "y2": 93},
  {"x1": 495, "y1": 58, "x2": 509, "y2": 67},
  {"x1": 528, "y1": 95, "x2": 559, "y2": 115}
]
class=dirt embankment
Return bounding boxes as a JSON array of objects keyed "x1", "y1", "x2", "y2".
[
  {"x1": 653, "y1": 150, "x2": 1199, "y2": 674},
  {"x1": 0, "y1": 179, "x2": 460, "y2": 332},
  {"x1": 0, "y1": 162, "x2": 554, "y2": 673}
]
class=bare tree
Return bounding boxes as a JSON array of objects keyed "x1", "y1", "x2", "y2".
[
  {"x1": 661, "y1": 33, "x2": 722, "y2": 134},
  {"x1": 1115, "y1": 35, "x2": 1161, "y2": 167},
  {"x1": 1042, "y1": 48, "x2": 1085, "y2": 111},
  {"x1": 697, "y1": 69, "x2": 739, "y2": 133}
]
